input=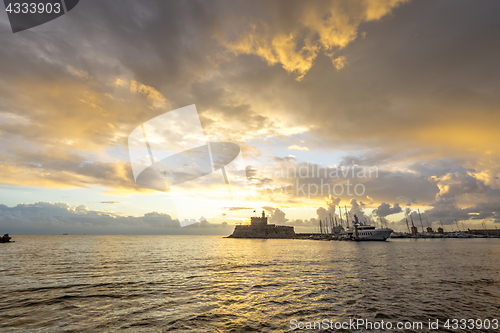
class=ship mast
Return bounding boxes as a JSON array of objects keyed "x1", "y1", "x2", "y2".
[
  {"x1": 345, "y1": 206, "x2": 350, "y2": 228},
  {"x1": 417, "y1": 209, "x2": 425, "y2": 233},
  {"x1": 481, "y1": 220, "x2": 489, "y2": 236},
  {"x1": 339, "y1": 206, "x2": 344, "y2": 227}
]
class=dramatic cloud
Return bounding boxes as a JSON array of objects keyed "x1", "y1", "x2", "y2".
[
  {"x1": 1, "y1": 0, "x2": 500, "y2": 231},
  {"x1": 373, "y1": 202, "x2": 402, "y2": 218},
  {"x1": 261, "y1": 206, "x2": 287, "y2": 225},
  {"x1": 0, "y1": 202, "x2": 234, "y2": 234},
  {"x1": 220, "y1": 0, "x2": 408, "y2": 80},
  {"x1": 316, "y1": 196, "x2": 341, "y2": 221},
  {"x1": 421, "y1": 171, "x2": 500, "y2": 226}
]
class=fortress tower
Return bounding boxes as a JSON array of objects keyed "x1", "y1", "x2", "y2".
[
  {"x1": 251, "y1": 211, "x2": 268, "y2": 226},
  {"x1": 228, "y1": 209, "x2": 295, "y2": 239}
]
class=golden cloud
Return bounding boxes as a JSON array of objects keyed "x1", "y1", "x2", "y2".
[
  {"x1": 288, "y1": 145, "x2": 309, "y2": 151},
  {"x1": 130, "y1": 80, "x2": 170, "y2": 109},
  {"x1": 0, "y1": 68, "x2": 171, "y2": 150},
  {"x1": 220, "y1": 0, "x2": 408, "y2": 80}
]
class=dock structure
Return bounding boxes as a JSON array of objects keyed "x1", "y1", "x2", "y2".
[{"x1": 468, "y1": 229, "x2": 500, "y2": 236}]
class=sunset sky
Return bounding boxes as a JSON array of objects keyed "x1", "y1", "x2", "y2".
[{"x1": 1, "y1": 0, "x2": 500, "y2": 234}]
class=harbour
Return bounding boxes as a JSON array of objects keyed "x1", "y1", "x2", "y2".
[
  {"x1": 228, "y1": 211, "x2": 393, "y2": 241},
  {"x1": 227, "y1": 211, "x2": 500, "y2": 241}
]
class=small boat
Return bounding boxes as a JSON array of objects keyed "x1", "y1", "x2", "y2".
[
  {"x1": 445, "y1": 231, "x2": 473, "y2": 238},
  {"x1": 390, "y1": 232, "x2": 409, "y2": 238},
  {"x1": 1, "y1": 234, "x2": 12, "y2": 243},
  {"x1": 410, "y1": 232, "x2": 443, "y2": 238}
]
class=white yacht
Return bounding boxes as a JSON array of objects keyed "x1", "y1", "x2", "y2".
[{"x1": 342, "y1": 215, "x2": 393, "y2": 241}]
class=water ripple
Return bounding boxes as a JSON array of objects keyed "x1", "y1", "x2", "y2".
[{"x1": 0, "y1": 235, "x2": 499, "y2": 332}]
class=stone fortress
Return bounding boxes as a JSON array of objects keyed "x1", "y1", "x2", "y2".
[{"x1": 228, "y1": 211, "x2": 296, "y2": 239}]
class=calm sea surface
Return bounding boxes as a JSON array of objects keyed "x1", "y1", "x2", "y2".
[{"x1": 0, "y1": 235, "x2": 499, "y2": 332}]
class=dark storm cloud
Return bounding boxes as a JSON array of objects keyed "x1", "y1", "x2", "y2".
[
  {"x1": 248, "y1": 156, "x2": 438, "y2": 205},
  {"x1": 387, "y1": 170, "x2": 500, "y2": 227},
  {"x1": 1, "y1": 0, "x2": 499, "y2": 149},
  {"x1": 422, "y1": 172, "x2": 500, "y2": 225},
  {"x1": 373, "y1": 202, "x2": 402, "y2": 218}
]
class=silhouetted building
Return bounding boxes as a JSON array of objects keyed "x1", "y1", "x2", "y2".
[
  {"x1": 411, "y1": 226, "x2": 418, "y2": 236},
  {"x1": 229, "y1": 211, "x2": 295, "y2": 239}
]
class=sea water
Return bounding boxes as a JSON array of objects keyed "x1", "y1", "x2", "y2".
[{"x1": 1, "y1": 235, "x2": 499, "y2": 332}]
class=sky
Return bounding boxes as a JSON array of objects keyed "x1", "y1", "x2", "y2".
[{"x1": 1, "y1": 0, "x2": 500, "y2": 234}]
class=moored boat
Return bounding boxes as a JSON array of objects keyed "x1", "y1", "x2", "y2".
[
  {"x1": 342, "y1": 215, "x2": 393, "y2": 241},
  {"x1": 1, "y1": 234, "x2": 12, "y2": 243}
]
